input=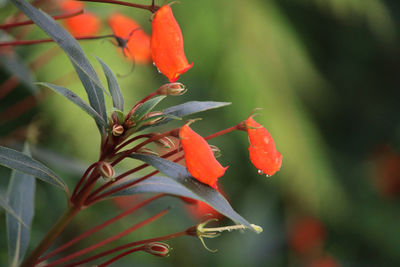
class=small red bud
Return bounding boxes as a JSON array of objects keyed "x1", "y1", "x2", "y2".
[
  {"x1": 98, "y1": 161, "x2": 115, "y2": 179},
  {"x1": 112, "y1": 124, "x2": 124, "y2": 136},
  {"x1": 141, "y1": 111, "x2": 164, "y2": 126},
  {"x1": 143, "y1": 242, "x2": 170, "y2": 257},
  {"x1": 157, "y1": 82, "x2": 187, "y2": 96},
  {"x1": 155, "y1": 136, "x2": 175, "y2": 149}
]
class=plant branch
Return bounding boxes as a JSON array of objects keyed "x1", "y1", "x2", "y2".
[{"x1": 77, "y1": 0, "x2": 160, "y2": 13}]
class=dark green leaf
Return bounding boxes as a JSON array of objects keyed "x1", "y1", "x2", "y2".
[
  {"x1": 10, "y1": 0, "x2": 107, "y2": 134},
  {"x1": 0, "y1": 146, "x2": 68, "y2": 193},
  {"x1": 6, "y1": 144, "x2": 35, "y2": 267},
  {"x1": 131, "y1": 96, "x2": 166, "y2": 122},
  {"x1": 126, "y1": 153, "x2": 254, "y2": 230},
  {"x1": 97, "y1": 57, "x2": 124, "y2": 111},
  {"x1": 38, "y1": 82, "x2": 107, "y2": 129},
  {"x1": 151, "y1": 101, "x2": 231, "y2": 128}
]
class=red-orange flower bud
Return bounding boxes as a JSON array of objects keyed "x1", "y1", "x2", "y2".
[
  {"x1": 180, "y1": 125, "x2": 227, "y2": 189},
  {"x1": 246, "y1": 117, "x2": 282, "y2": 176},
  {"x1": 61, "y1": 0, "x2": 100, "y2": 37},
  {"x1": 151, "y1": 5, "x2": 193, "y2": 82},
  {"x1": 108, "y1": 13, "x2": 151, "y2": 63}
]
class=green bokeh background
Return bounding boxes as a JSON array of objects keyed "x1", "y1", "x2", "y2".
[{"x1": 1, "y1": 0, "x2": 400, "y2": 266}]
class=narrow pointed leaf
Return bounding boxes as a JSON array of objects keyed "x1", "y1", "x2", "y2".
[
  {"x1": 126, "y1": 153, "x2": 254, "y2": 230},
  {"x1": 151, "y1": 101, "x2": 231, "y2": 128},
  {"x1": 0, "y1": 146, "x2": 68, "y2": 193},
  {"x1": 97, "y1": 57, "x2": 124, "y2": 111},
  {"x1": 38, "y1": 82, "x2": 107, "y2": 129},
  {"x1": 7, "y1": 145, "x2": 35, "y2": 267},
  {"x1": 10, "y1": 0, "x2": 107, "y2": 134},
  {"x1": 132, "y1": 95, "x2": 166, "y2": 121},
  {"x1": 0, "y1": 194, "x2": 29, "y2": 229}
]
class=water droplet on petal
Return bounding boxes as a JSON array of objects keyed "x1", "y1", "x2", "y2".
[
  {"x1": 152, "y1": 62, "x2": 156, "y2": 66},
  {"x1": 265, "y1": 174, "x2": 271, "y2": 178},
  {"x1": 257, "y1": 169, "x2": 263, "y2": 175},
  {"x1": 157, "y1": 68, "x2": 162, "y2": 74}
]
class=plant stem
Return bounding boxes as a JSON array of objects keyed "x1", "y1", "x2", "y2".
[
  {"x1": 21, "y1": 205, "x2": 80, "y2": 267},
  {"x1": 0, "y1": 8, "x2": 84, "y2": 29},
  {"x1": 78, "y1": 0, "x2": 160, "y2": 13}
]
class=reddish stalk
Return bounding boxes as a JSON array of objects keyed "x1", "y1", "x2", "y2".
[
  {"x1": 0, "y1": 9, "x2": 84, "y2": 30},
  {"x1": 43, "y1": 208, "x2": 169, "y2": 267},
  {"x1": 78, "y1": 0, "x2": 160, "y2": 13},
  {"x1": 0, "y1": 34, "x2": 116, "y2": 47},
  {"x1": 38, "y1": 194, "x2": 164, "y2": 264},
  {"x1": 114, "y1": 134, "x2": 152, "y2": 154},
  {"x1": 124, "y1": 91, "x2": 158, "y2": 125},
  {"x1": 86, "y1": 154, "x2": 184, "y2": 205},
  {"x1": 204, "y1": 124, "x2": 240, "y2": 140},
  {"x1": 70, "y1": 162, "x2": 98, "y2": 201},
  {"x1": 0, "y1": 76, "x2": 19, "y2": 100},
  {"x1": 0, "y1": 94, "x2": 38, "y2": 125},
  {"x1": 98, "y1": 246, "x2": 145, "y2": 267},
  {"x1": 61, "y1": 231, "x2": 188, "y2": 267}
]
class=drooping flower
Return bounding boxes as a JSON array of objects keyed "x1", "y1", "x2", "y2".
[
  {"x1": 61, "y1": 0, "x2": 100, "y2": 37},
  {"x1": 108, "y1": 13, "x2": 151, "y2": 63},
  {"x1": 180, "y1": 124, "x2": 227, "y2": 189},
  {"x1": 151, "y1": 5, "x2": 193, "y2": 82},
  {"x1": 246, "y1": 117, "x2": 282, "y2": 176}
]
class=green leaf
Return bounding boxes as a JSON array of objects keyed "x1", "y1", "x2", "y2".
[
  {"x1": 132, "y1": 95, "x2": 166, "y2": 121},
  {"x1": 0, "y1": 146, "x2": 68, "y2": 193},
  {"x1": 126, "y1": 153, "x2": 254, "y2": 230},
  {"x1": 10, "y1": 0, "x2": 107, "y2": 135},
  {"x1": 96, "y1": 57, "x2": 124, "y2": 111},
  {"x1": 151, "y1": 101, "x2": 231, "y2": 128},
  {"x1": 6, "y1": 144, "x2": 35, "y2": 267},
  {"x1": 0, "y1": 194, "x2": 29, "y2": 229},
  {"x1": 38, "y1": 82, "x2": 108, "y2": 129}
]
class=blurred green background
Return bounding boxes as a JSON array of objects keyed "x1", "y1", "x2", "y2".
[{"x1": 1, "y1": 0, "x2": 400, "y2": 266}]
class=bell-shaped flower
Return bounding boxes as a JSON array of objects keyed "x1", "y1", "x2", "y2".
[
  {"x1": 246, "y1": 117, "x2": 282, "y2": 176},
  {"x1": 180, "y1": 124, "x2": 227, "y2": 189},
  {"x1": 151, "y1": 5, "x2": 193, "y2": 82},
  {"x1": 61, "y1": 0, "x2": 100, "y2": 37},
  {"x1": 108, "y1": 13, "x2": 151, "y2": 63}
]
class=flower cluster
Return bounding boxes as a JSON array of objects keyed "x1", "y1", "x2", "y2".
[{"x1": 0, "y1": 1, "x2": 282, "y2": 266}]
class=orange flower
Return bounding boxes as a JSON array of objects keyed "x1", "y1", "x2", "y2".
[
  {"x1": 180, "y1": 124, "x2": 227, "y2": 189},
  {"x1": 61, "y1": 0, "x2": 100, "y2": 37},
  {"x1": 108, "y1": 13, "x2": 151, "y2": 63},
  {"x1": 151, "y1": 5, "x2": 193, "y2": 82},
  {"x1": 246, "y1": 117, "x2": 282, "y2": 176}
]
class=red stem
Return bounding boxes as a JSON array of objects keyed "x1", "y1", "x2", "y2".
[
  {"x1": 0, "y1": 9, "x2": 84, "y2": 30},
  {"x1": 124, "y1": 91, "x2": 158, "y2": 125},
  {"x1": 78, "y1": 0, "x2": 160, "y2": 13},
  {"x1": 113, "y1": 134, "x2": 152, "y2": 154},
  {"x1": 61, "y1": 231, "x2": 187, "y2": 267},
  {"x1": 0, "y1": 34, "x2": 116, "y2": 47},
  {"x1": 98, "y1": 246, "x2": 145, "y2": 267},
  {"x1": 70, "y1": 163, "x2": 97, "y2": 201},
  {"x1": 38, "y1": 194, "x2": 164, "y2": 263},
  {"x1": 43, "y1": 208, "x2": 169, "y2": 267}
]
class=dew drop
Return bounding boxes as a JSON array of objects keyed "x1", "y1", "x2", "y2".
[
  {"x1": 157, "y1": 68, "x2": 162, "y2": 74},
  {"x1": 265, "y1": 174, "x2": 271, "y2": 178},
  {"x1": 257, "y1": 169, "x2": 263, "y2": 175},
  {"x1": 152, "y1": 62, "x2": 156, "y2": 66}
]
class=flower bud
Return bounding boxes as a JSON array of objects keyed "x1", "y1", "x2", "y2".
[
  {"x1": 98, "y1": 161, "x2": 114, "y2": 179},
  {"x1": 157, "y1": 83, "x2": 187, "y2": 96},
  {"x1": 137, "y1": 147, "x2": 160, "y2": 157},
  {"x1": 112, "y1": 124, "x2": 124, "y2": 136},
  {"x1": 209, "y1": 145, "x2": 221, "y2": 158},
  {"x1": 143, "y1": 242, "x2": 170, "y2": 257},
  {"x1": 155, "y1": 136, "x2": 175, "y2": 149},
  {"x1": 141, "y1": 111, "x2": 164, "y2": 126}
]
